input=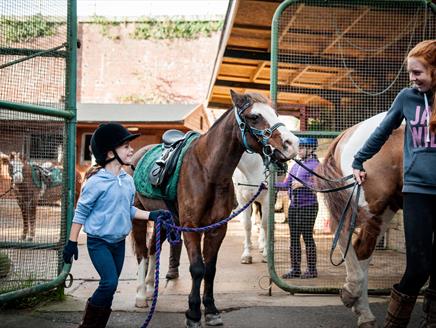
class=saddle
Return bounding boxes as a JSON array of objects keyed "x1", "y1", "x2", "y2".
[
  {"x1": 148, "y1": 130, "x2": 196, "y2": 188},
  {"x1": 31, "y1": 163, "x2": 63, "y2": 189}
]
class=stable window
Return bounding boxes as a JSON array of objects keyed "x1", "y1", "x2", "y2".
[
  {"x1": 29, "y1": 134, "x2": 63, "y2": 161},
  {"x1": 82, "y1": 133, "x2": 92, "y2": 163}
]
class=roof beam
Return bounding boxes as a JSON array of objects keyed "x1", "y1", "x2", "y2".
[
  {"x1": 251, "y1": 61, "x2": 267, "y2": 82},
  {"x1": 223, "y1": 48, "x2": 401, "y2": 69},
  {"x1": 214, "y1": 79, "x2": 357, "y2": 97}
]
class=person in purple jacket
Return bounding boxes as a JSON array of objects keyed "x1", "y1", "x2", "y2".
[{"x1": 276, "y1": 137, "x2": 320, "y2": 279}]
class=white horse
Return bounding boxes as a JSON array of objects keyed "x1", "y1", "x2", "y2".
[
  {"x1": 233, "y1": 152, "x2": 269, "y2": 264},
  {"x1": 317, "y1": 112, "x2": 404, "y2": 328},
  {"x1": 134, "y1": 152, "x2": 270, "y2": 307}
]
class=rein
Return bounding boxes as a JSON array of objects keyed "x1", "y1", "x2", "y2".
[
  {"x1": 285, "y1": 159, "x2": 361, "y2": 266},
  {"x1": 140, "y1": 182, "x2": 267, "y2": 328}
]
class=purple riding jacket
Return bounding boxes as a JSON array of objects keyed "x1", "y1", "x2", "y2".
[{"x1": 275, "y1": 157, "x2": 319, "y2": 208}]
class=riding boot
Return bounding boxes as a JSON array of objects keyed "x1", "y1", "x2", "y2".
[
  {"x1": 78, "y1": 299, "x2": 112, "y2": 328},
  {"x1": 301, "y1": 245, "x2": 317, "y2": 279},
  {"x1": 384, "y1": 285, "x2": 418, "y2": 328},
  {"x1": 420, "y1": 288, "x2": 436, "y2": 327},
  {"x1": 282, "y1": 246, "x2": 301, "y2": 279},
  {"x1": 166, "y1": 242, "x2": 182, "y2": 280}
]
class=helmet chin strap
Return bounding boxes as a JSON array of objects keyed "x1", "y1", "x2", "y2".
[
  {"x1": 113, "y1": 150, "x2": 127, "y2": 166},
  {"x1": 103, "y1": 150, "x2": 126, "y2": 166}
]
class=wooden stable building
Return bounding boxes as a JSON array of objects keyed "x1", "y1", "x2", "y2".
[{"x1": 76, "y1": 103, "x2": 209, "y2": 176}]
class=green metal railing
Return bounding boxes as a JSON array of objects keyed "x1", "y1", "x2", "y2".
[
  {"x1": 0, "y1": 0, "x2": 77, "y2": 303},
  {"x1": 268, "y1": 0, "x2": 434, "y2": 294}
]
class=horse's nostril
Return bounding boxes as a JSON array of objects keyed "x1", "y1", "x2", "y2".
[{"x1": 284, "y1": 140, "x2": 292, "y2": 150}]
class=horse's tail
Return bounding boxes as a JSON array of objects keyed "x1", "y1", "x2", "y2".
[{"x1": 315, "y1": 132, "x2": 366, "y2": 233}]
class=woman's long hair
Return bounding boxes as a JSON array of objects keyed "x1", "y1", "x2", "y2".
[{"x1": 408, "y1": 40, "x2": 436, "y2": 132}]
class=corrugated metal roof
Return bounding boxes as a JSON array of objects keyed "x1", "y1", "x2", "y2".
[{"x1": 77, "y1": 103, "x2": 199, "y2": 122}]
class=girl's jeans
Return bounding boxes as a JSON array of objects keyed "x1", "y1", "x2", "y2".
[{"x1": 87, "y1": 236, "x2": 125, "y2": 307}]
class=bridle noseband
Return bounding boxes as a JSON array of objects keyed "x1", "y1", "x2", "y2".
[{"x1": 234, "y1": 102, "x2": 285, "y2": 159}]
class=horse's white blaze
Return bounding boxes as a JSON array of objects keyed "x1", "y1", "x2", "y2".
[{"x1": 251, "y1": 103, "x2": 299, "y2": 157}]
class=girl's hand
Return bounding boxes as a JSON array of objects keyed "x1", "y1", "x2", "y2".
[
  {"x1": 353, "y1": 169, "x2": 366, "y2": 185},
  {"x1": 148, "y1": 209, "x2": 171, "y2": 221}
]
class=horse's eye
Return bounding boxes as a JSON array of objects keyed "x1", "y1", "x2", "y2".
[{"x1": 248, "y1": 114, "x2": 260, "y2": 122}]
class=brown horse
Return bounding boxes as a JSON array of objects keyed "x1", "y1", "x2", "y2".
[
  {"x1": 5, "y1": 152, "x2": 82, "y2": 241},
  {"x1": 316, "y1": 112, "x2": 404, "y2": 328},
  {"x1": 129, "y1": 90, "x2": 299, "y2": 327}
]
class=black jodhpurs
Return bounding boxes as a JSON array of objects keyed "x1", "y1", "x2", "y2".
[
  {"x1": 398, "y1": 193, "x2": 436, "y2": 295},
  {"x1": 288, "y1": 203, "x2": 318, "y2": 252}
]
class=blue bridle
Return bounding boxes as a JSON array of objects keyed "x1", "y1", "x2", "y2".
[{"x1": 234, "y1": 101, "x2": 285, "y2": 157}]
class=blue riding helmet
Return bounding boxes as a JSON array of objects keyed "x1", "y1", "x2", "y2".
[{"x1": 299, "y1": 137, "x2": 318, "y2": 148}]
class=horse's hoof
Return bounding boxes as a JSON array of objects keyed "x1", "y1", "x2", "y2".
[
  {"x1": 27, "y1": 236, "x2": 33, "y2": 242},
  {"x1": 261, "y1": 255, "x2": 267, "y2": 263},
  {"x1": 358, "y1": 320, "x2": 378, "y2": 328},
  {"x1": 241, "y1": 255, "x2": 252, "y2": 264},
  {"x1": 21, "y1": 234, "x2": 26, "y2": 240},
  {"x1": 205, "y1": 313, "x2": 223, "y2": 326},
  {"x1": 134, "y1": 298, "x2": 148, "y2": 308},
  {"x1": 339, "y1": 288, "x2": 359, "y2": 308},
  {"x1": 185, "y1": 318, "x2": 202, "y2": 328}
]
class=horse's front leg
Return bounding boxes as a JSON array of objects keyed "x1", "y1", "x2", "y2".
[
  {"x1": 240, "y1": 205, "x2": 253, "y2": 264},
  {"x1": 339, "y1": 237, "x2": 376, "y2": 328},
  {"x1": 203, "y1": 225, "x2": 227, "y2": 326},
  {"x1": 135, "y1": 255, "x2": 155, "y2": 308},
  {"x1": 185, "y1": 231, "x2": 204, "y2": 327},
  {"x1": 17, "y1": 196, "x2": 28, "y2": 240},
  {"x1": 259, "y1": 197, "x2": 269, "y2": 262},
  {"x1": 28, "y1": 197, "x2": 37, "y2": 241}
]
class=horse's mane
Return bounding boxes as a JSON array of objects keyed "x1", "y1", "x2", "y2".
[{"x1": 315, "y1": 131, "x2": 357, "y2": 232}]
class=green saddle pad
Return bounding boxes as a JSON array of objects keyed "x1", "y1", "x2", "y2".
[
  {"x1": 31, "y1": 165, "x2": 63, "y2": 189},
  {"x1": 134, "y1": 132, "x2": 200, "y2": 201}
]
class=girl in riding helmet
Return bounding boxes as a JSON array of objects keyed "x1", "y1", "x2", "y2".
[
  {"x1": 276, "y1": 137, "x2": 320, "y2": 279},
  {"x1": 62, "y1": 122, "x2": 169, "y2": 328},
  {"x1": 352, "y1": 40, "x2": 436, "y2": 328}
]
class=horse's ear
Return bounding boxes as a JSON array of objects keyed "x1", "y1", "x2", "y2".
[{"x1": 230, "y1": 89, "x2": 247, "y2": 108}]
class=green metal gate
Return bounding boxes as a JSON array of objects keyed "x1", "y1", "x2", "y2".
[
  {"x1": 0, "y1": 0, "x2": 77, "y2": 302},
  {"x1": 268, "y1": 0, "x2": 435, "y2": 294}
]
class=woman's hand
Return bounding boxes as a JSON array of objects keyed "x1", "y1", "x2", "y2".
[
  {"x1": 353, "y1": 169, "x2": 367, "y2": 185},
  {"x1": 291, "y1": 181, "x2": 303, "y2": 189}
]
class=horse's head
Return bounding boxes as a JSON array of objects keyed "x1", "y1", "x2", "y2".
[
  {"x1": 230, "y1": 90, "x2": 299, "y2": 163},
  {"x1": 8, "y1": 152, "x2": 24, "y2": 185}
]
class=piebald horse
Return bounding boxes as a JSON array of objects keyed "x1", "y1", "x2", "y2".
[
  {"x1": 316, "y1": 112, "x2": 403, "y2": 328},
  {"x1": 233, "y1": 152, "x2": 269, "y2": 264},
  {"x1": 130, "y1": 90, "x2": 299, "y2": 327}
]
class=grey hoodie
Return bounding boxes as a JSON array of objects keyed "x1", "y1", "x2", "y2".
[{"x1": 352, "y1": 87, "x2": 436, "y2": 195}]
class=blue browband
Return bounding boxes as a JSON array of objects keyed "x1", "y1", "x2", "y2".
[{"x1": 234, "y1": 102, "x2": 285, "y2": 156}]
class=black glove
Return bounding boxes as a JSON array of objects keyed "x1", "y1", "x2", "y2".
[
  {"x1": 63, "y1": 240, "x2": 78, "y2": 264},
  {"x1": 148, "y1": 209, "x2": 171, "y2": 221}
]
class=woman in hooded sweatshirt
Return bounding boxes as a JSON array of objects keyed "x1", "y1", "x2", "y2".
[{"x1": 352, "y1": 40, "x2": 436, "y2": 328}]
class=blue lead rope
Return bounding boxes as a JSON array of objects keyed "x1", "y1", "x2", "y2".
[{"x1": 140, "y1": 182, "x2": 267, "y2": 328}]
